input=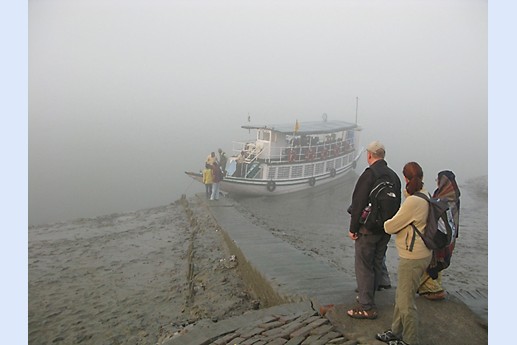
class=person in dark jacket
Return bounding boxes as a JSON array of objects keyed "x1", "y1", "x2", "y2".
[
  {"x1": 210, "y1": 162, "x2": 224, "y2": 201},
  {"x1": 347, "y1": 140, "x2": 402, "y2": 319},
  {"x1": 218, "y1": 148, "x2": 228, "y2": 173}
]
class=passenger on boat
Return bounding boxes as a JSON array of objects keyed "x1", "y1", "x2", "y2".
[
  {"x1": 300, "y1": 135, "x2": 308, "y2": 147},
  {"x1": 234, "y1": 151, "x2": 246, "y2": 177},
  {"x1": 236, "y1": 151, "x2": 246, "y2": 164}
]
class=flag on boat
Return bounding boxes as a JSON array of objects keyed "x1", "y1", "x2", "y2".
[{"x1": 294, "y1": 119, "x2": 300, "y2": 133}]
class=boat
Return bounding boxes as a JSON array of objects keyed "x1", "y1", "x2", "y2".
[{"x1": 185, "y1": 118, "x2": 363, "y2": 196}]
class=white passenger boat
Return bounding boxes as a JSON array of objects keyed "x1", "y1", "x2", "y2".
[{"x1": 185, "y1": 118, "x2": 363, "y2": 196}]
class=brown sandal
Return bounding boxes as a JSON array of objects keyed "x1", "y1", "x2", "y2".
[
  {"x1": 319, "y1": 304, "x2": 334, "y2": 316},
  {"x1": 347, "y1": 305, "x2": 378, "y2": 319},
  {"x1": 423, "y1": 290, "x2": 446, "y2": 300}
]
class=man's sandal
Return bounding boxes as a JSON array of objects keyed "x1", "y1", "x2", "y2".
[{"x1": 347, "y1": 305, "x2": 378, "y2": 319}]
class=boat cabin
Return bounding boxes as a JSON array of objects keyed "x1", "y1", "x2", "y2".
[{"x1": 226, "y1": 120, "x2": 361, "y2": 179}]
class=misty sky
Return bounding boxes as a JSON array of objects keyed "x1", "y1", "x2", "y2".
[{"x1": 28, "y1": 0, "x2": 487, "y2": 225}]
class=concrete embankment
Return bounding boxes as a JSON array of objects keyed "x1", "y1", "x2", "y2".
[{"x1": 167, "y1": 195, "x2": 488, "y2": 345}]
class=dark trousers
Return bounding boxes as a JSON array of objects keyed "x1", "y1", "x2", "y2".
[{"x1": 354, "y1": 229, "x2": 391, "y2": 310}]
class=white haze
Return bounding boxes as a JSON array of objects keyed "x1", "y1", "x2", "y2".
[{"x1": 29, "y1": 0, "x2": 487, "y2": 225}]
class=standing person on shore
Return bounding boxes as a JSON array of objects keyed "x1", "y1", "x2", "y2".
[
  {"x1": 376, "y1": 162, "x2": 432, "y2": 345},
  {"x1": 417, "y1": 170, "x2": 461, "y2": 300},
  {"x1": 210, "y1": 162, "x2": 224, "y2": 200},
  {"x1": 218, "y1": 148, "x2": 228, "y2": 173},
  {"x1": 202, "y1": 163, "x2": 214, "y2": 199},
  {"x1": 206, "y1": 151, "x2": 217, "y2": 166},
  {"x1": 347, "y1": 141, "x2": 401, "y2": 319}
]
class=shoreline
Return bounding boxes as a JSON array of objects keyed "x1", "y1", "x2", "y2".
[{"x1": 28, "y1": 176, "x2": 487, "y2": 344}]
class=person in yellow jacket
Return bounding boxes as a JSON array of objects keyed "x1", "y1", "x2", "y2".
[
  {"x1": 202, "y1": 163, "x2": 213, "y2": 199},
  {"x1": 376, "y1": 161, "x2": 432, "y2": 345}
]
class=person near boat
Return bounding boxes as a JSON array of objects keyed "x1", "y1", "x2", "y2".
[
  {"x1": 206, "y1": 151, "x2": 217, "y2": 166},
  {"x1": 346, "y1": 140, "x2": 401, "y2": 320},
  {"x1": 376, "y1": 161, "x2": 432, "y2": 345},
  {"x1": 210, "y1": 162, "x2": 224, "y2": 200},
  {"x1": 202, "y1": 163, "x2": 213, "y2": 199},
  {"x1": 417, "y1": 170, "x2": 461, "y2": 300},
  {"x1": 218, "y1": 148, "x2": 228, "y2": 173}
]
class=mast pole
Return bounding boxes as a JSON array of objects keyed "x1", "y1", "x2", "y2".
[{"x1": 355, "y1": 96, "x2": 359, "y2": 124}]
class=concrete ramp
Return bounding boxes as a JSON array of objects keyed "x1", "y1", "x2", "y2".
[{"x1": 206, "y1": 197, "x2": 356, "y2": 310}]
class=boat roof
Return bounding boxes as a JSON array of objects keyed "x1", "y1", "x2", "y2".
[{"x1": 241, "y1": 120, "x2": 357, "y2": 135}]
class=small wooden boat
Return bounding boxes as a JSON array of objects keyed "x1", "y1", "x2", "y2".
[{"x1": 185, "y1": 118, "x2": 363, "y2": 196}]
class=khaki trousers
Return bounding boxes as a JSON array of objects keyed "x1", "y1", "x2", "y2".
[
  {"x1": 391, "y1": 255, "x2": 431, "y2": 345},
  {"x1": 418, "y1": 270, "x2": 443, "y2": 294}
]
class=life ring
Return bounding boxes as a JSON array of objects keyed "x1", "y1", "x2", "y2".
[
  {"x1": 305, "y1": 149, "x2": 315, "y2": 161},
  {"x1": 329, "y1": 168, "x2": 336, "y2": 177},
  {"x1": 288, "y1": 149, "x2": 296, "y2": 163},
  {"x1": 266, "y1": 180, "x2": 276, "y2": 192},
  {"x1": 308, "y1": 177, "x2": 316, "y2": 186}
]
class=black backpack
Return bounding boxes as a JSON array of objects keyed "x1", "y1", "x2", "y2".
[
  {"x1": 409, "y1": 192, "x2": 454, "y2": 251},
  {"x1": 360, "y1": 174, "x2": 400, "y2": 232}
]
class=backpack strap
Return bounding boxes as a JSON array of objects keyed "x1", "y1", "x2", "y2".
[
  {"x1": 409, "y1": 223, "x2": 425, "y2": 252},
  {"x1": 413, "y1": 191, "x2": 431, "y2": 201},
  {"x1": 408, "y1": 192, "x2": 431, "y2": 252}
]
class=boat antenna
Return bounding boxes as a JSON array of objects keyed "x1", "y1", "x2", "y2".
[{"x1": 355, "y1": 97, "x2": 359, "y2": 124}]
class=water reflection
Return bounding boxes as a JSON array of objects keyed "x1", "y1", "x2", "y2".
[{"x1": 233, "y1": 171, "x2": 359, "y2": 232}]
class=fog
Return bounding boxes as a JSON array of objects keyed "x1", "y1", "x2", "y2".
[{"x1": 29, "y1": 0, "x2": 487, "y2": 225}]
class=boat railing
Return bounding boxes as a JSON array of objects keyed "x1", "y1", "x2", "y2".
[
  {"x1": 231, "y1": 141, "x2": 264, "y2": 162},
  {"x1": 232, "y1": 140, "x2": 355, "y2": 164}
]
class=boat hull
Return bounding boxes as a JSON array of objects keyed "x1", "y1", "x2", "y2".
[{"x1": 185, "y1": 151, "x2": 362, "y2": 196}]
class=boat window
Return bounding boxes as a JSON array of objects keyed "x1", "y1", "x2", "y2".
[{"x1": 259, "y1": 131, "x2": 271, "y2": 141}]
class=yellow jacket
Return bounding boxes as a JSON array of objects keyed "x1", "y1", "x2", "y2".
[
  {"x1": 384, "y1": 188, "x2": 432, "y2": 260},
  {"x1": 202, "y1": 168, "x2": 213, "y2": 184}
]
